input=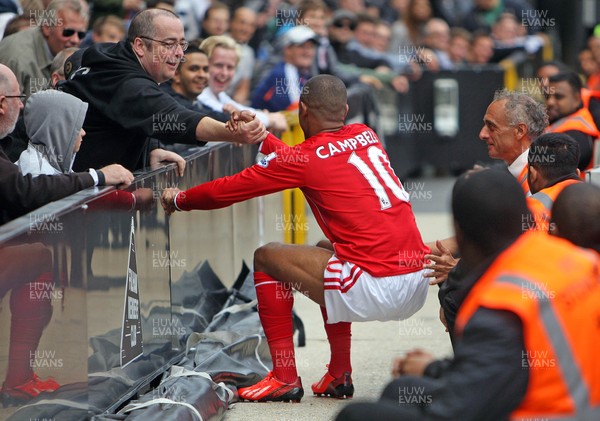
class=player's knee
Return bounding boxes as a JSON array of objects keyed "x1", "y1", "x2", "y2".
[{"x1": 253, "y1": 242, "x2": 280, "y2": 272}]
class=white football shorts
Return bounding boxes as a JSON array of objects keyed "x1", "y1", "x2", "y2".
[{"x1": 323, "y1": 254, "x2": 429, "y2": 323}]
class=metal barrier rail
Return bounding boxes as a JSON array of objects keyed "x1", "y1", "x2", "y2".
[{"x1": 0, "y1": 142, "x2": 260, "y2": 418}]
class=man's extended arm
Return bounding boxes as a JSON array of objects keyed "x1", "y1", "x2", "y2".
[
  {"x1": 0, "y1": 149, "x2": 134, "y2": 225},
  {"x1": 195, "y1": 111, "x2": 266, "y2": 145}
]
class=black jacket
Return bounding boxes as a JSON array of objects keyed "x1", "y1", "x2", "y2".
[
  {"x1": 62, "y1": 42, "x2": 206, "y2": 171},
  {"x1": 0, "y1": 147, "x2": 94, "y2": 226}
]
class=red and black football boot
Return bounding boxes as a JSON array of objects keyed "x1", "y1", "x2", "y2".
[
  {"x1": 1, "y1": 374, "x2": 60, "y2": 407},
  {"x1": 238, "y1": 371, "x2": 304, "y2": 402},
  {"x1": 312, "y1": 370, "x2": 354, "y2": 399}
]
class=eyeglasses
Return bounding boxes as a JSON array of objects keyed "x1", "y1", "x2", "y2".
[
  {"x1": 138, "y1": 36, "x2": 189, "y2": 52},
  {"x1": 62, "y1": 28, "x2": 87, "y2": 39},
  {"x1": 333, "y1": 21, "x2": 356, "y2": 30},
  {"x1": 2, "y1": 94, "x2": 26, "y2": 99}
]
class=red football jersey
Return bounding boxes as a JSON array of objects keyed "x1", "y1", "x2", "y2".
[{"x1": 177, "y1": 124, "x2": 429, "y2": 277}]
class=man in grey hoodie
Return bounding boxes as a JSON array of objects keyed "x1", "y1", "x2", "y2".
[
  {"x1": 0, "y1": 63, "x2": 134, "y2": 225},
  {"x1": 17, "y1": 90, "x2": 87, "y2": 176}
]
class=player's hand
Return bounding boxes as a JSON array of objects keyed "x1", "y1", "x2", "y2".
[
  {"x1": 149, "y1": 148, "x2": 186, "y2": 176},
  {"x1": 228, "y1": 110, "x2": 267, "y2": 144},
  {"x1": 99, "y1": 164, "x2": 134, "y2": 188},
  {"x1": 161, "y1": 188, "x2": 183, "y2": 216},
  {"x1": 424, "y1": 240, "x2": 458, "y2": 285},
  {"x1": 392, "y1": 349, "x2": 435, "y2": 378},
  {"x1": 226, "y1": 109, "x2": 256, "y2": 132}
]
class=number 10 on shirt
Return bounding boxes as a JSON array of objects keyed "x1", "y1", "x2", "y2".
[{"x1": 348, "y1": 146, "x2": 410, "y2": 210}]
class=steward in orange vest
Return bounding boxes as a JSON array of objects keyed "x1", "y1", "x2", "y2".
[
  {"x1": 456, "y1": 231, "x2": 600, "y2": 420},
  {"x1": 546, "y1": 72, "x2": 599, "y2": 170},
  {"x1": 526, "y1": 133, "x2": 581, "y2": 232}
]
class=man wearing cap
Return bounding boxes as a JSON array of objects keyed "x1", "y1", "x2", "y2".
[{"x1": 251, "y1": 25, "x2": 318, "y2": 112}]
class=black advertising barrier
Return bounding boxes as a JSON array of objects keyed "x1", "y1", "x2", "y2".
[
  {"x1": 0, "y1": 143, "x2": 261, "y2": 419},
  {"x1": 385, "y1": 67, "x2": 505, "y2": 178}
]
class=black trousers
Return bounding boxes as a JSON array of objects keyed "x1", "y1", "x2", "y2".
[{"x1": 335, "y1": 376, "x2": 444, "y2": 421}]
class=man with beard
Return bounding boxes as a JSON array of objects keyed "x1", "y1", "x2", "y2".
[{"x1": 545, "y1": 71, "x2": 599, "y2": 170}]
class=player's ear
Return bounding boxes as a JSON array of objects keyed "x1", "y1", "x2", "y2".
[
  {"x1": 343, "y1": 104, "x2": 349, "y2": 120},
  {"x1": 299, "y1": 100, "x2": 308, "y2": 117}
]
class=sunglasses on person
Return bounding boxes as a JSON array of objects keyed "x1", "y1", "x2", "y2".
[
  {"x1": 333, "y1": 20, "x2": 356, "y2": 30},
  {"x1": 62, "y1": 28, "x2": 87, "y2": 39}
]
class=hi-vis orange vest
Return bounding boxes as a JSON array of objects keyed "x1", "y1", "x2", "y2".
[
  {"x1": 526, "y1": 179, "x2": 580, "y2": 232},
  {"x1": 548, "y1": 107, "x2": 600, "y2": 172},
  {"x1": 516, "y1": 165, "x2": 530, "y2": 196},
  {"x1": 455, "y1": 232, "x2": 600, "y2": 420},
  {"x1": 548, "y1": 106, "x2": 600, "y2": 138}
]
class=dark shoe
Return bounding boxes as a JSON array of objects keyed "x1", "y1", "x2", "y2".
[{"x1": 312, "y1": 370, "x2": 354, "y2": 399}]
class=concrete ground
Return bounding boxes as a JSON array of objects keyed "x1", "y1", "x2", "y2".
[{"x1": 224, "y1": 177, "x2": 456, "y2": 421}]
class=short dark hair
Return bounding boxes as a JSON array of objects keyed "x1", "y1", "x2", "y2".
[
  {"x1": 183, "y1": 45, "x2": 206, "y2": 56},
  {"x1": 450, "y1": 27, "x2": 471, "y2": 42},
  {"x1": 537, "y1": 60, "x2": 571, "y2": 74},
  {"x1": 127, "y1": 8, "x2": 179, "y2": 43},
  {"x1": 551, "y1": 183, "x2": 600, "y2": 252},
  {"x1": 3, "y1": 15, "x2": 29, "y2": 38},
  {"x1": 547, "y1": 71, "x2": 583, "y2": 94},
  {"x1": 528, "y1": 132, "x2": 580, "y2": 180},
  {"x1": 203, "y1": 2, "x2": 230, "y2": 21},
  {"x1": 452, "y1": 169, "x2": 529, "y2": 256},
  {"x1": 300, "y1": 75, "x2": 347, "y2": 121},
  {"x1": 355, "y1": 13, "x2": 378, "y2": 27}
]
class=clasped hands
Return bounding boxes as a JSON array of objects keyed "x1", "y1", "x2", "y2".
[{"x1": 226, "y1": 110, "x2": 267, "y2": 145}]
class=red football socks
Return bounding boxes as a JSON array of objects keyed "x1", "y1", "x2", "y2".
[
  {"x1": 320, "y1": 306, "x2": 352, "y2": 378},
  {"x1": 254, "y1": 272, "x2": 298, "y2": 383},
  {"x1": 4, "y1": 273, "x2": 53, "y2": 388}
]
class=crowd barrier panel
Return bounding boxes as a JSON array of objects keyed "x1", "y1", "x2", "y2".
[{"x1": 0, "y1": 142, "x2": 261, "y2": 418}]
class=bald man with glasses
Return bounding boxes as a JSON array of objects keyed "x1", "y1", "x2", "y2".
[{"x1": 62, "y1": 8, "x2": 266, "y2": 174}]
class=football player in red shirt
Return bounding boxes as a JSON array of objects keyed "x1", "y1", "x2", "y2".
[{"x1": 161, "y1": 75, "x2": 431, "y2": 402}]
